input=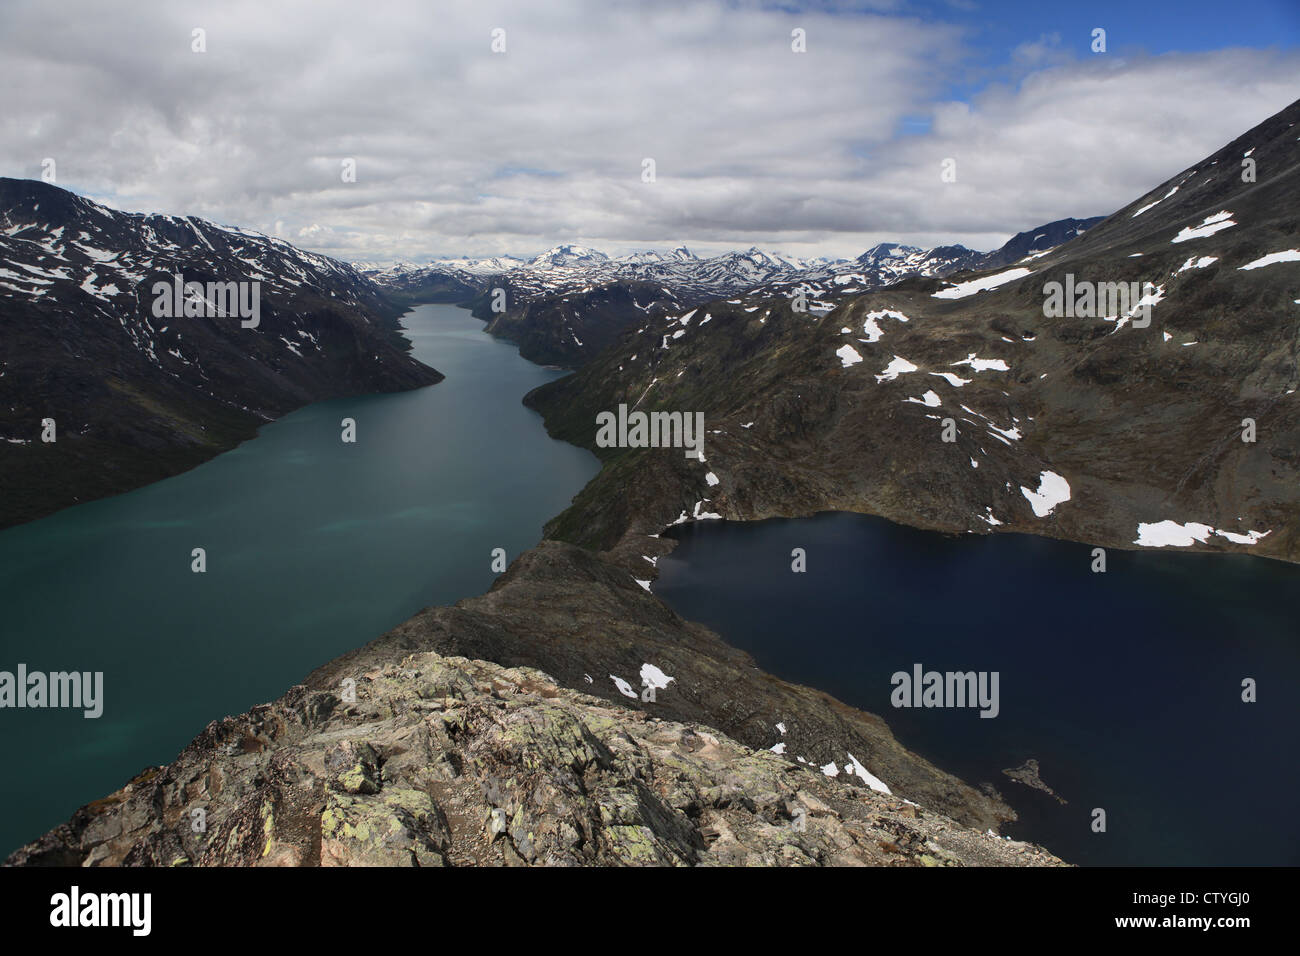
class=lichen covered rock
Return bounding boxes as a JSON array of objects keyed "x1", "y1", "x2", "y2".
[{"x1": 7, "y1": 652, "x2": 1063, "y2": 868}]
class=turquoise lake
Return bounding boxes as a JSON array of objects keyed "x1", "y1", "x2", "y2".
[{"x1": 0, "y1": 303, "x2": 598, "y2": 854}]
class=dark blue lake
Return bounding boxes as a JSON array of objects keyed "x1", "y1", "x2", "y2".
[
  {"x1": 652, "y1": 512, "x2": 1300, "y2": 866},
  {"x1": 0, "y1": 303, "x2": 598, "y2": 855}
]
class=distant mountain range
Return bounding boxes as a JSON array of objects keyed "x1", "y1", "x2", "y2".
[
  {"x1": 366, "y1": 219, "x2": 1103, "y2": 366},
  {"x1": 0, "y1": 178, "x2": 441, "y2": 529}
]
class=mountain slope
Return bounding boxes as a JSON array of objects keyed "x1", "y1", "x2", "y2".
[
  {"x1": 479, "y1": 278, "x2": 683, "y2": 366},
  {"x1": 525, "y1": 98, "x2": 1300, "y2": 564},
  {"x1": 0, "y1": 179, "x2": 442, "y2": 528},
  {"x1": 977, "y1": 217, "x2": 1105, "y2": 269}
]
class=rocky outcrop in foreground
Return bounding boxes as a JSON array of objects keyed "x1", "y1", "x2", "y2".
[
  {"x1": 307, "y1": 541, "x2": 1017, "y2": 833},
  {"x1": 8, "y1": 648, "x2": 1061, "y2": 867},
  {"x1": 9, "y1": 540, "x2": 1064, "y2": 867}
]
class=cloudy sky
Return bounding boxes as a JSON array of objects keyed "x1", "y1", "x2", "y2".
[{"x1": 1, "y1": 0, "x2": 1297, "y2": 264}]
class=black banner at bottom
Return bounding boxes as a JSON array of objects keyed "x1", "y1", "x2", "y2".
[{"x1": 0, "y1": 864, "x2": 1283, "y2": 941}]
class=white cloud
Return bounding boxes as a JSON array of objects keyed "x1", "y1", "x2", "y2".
[{"x1": 0, "y1": 1, "x2": 1295, "y2": 263}]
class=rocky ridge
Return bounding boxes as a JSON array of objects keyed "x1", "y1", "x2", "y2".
[{"x1": 8, "y1": 586, "x2": 1061, "y2": 867}]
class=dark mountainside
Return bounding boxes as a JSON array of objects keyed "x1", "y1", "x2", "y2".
[
  {"x1": 476, "y1": 277, "x2": 684, "y2": 367},
  {"x1": 980, "y1": 217, "x2": 1105, "y2": 269},
  {"x1": 375, "y1": 267, "x2": 481, "y2": 308},
  {"x1": 0, "y1": 178, "x2": 442, "y2": 529},
  {"x1": 525, "y1": 99, "x2": 1300, "y2": 566}
]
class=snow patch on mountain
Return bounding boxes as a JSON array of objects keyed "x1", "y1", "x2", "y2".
[
  {"x1": 932, "y1": 267, "x2": 1033, "y2": 299},
  {"x1": 1019, "y1": 471, "x2": 1071, "y2": 517},
  {"x1": 1238, "y1": 249, "x2": 1300, "y2": 270},
  {"x1": 875, "y1": 355, "x2": 918, "y2": 383},
  {"x1": 1171, "y1": 211, "x2": 1236, "y2": 243}
]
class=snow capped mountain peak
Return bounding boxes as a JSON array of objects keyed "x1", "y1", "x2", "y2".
[
  {"x1": 723, "y1": 247, "x2": 804, "y2": 271},
  {"x1": 857, "y1": 242, "x2": 923, "y2": 265},
  {"x1": 528, "y1": 244, "x2": 610, "y2": 268},
  {"x1": 613, "y1": 250, "x2": 674, "y2": 265},
  {"x1": 431, "y1": 254, "x2": 527, "y2": 275}
]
